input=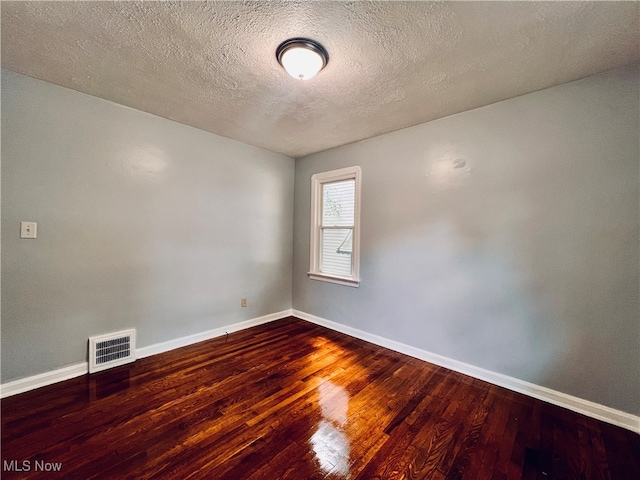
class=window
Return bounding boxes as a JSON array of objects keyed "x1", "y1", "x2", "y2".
[{"x1": 308, "y1": 166, "x2": 361, "y2": 287}]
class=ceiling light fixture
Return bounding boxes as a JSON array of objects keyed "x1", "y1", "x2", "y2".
[{"x1": 276, "y1": 38, "x2": 328, "y2": 81}]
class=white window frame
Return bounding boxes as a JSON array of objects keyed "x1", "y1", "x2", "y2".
[{"x1": 308, "y1": 166, "x2": 361, "y2": 287}]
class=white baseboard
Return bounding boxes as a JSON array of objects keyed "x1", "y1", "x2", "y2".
[
  {"x1": 136, "y1": 309, "x2": 290, "y2": 359},
  {"x1": 292, "y1": 309, "x2": 640, "y2": 434},
  {"x1": 0, "y1": 362, "x2": 89, "y2": 399},
  {"x1": 0, "y1": 310, "x2": 292, "y2": 399}
]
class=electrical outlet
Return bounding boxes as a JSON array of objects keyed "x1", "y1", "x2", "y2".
[
  {"x1": 20, "y1": 221, "x2": 37, "y2": 239},
  {"x1": 241, "y1": 297, "x2": 248, "y2": 308}
]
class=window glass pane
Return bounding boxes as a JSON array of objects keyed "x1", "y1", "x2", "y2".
[
  {"x1": 321, "y1": 228, "x2": 352, "y2": 276},
  {"x1": 322, "y1": 180, "x2": 355, "y2": 227}
]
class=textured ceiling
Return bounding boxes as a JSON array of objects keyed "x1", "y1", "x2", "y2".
[{"x1": 2, "y1": 1, "x2": 639, "y2": 158}]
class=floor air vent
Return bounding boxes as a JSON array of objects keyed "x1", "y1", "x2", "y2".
[{"x1": 89, "y1": 330, "x2": 136, "y2": 373}]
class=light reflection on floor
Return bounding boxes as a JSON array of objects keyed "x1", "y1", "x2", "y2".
[{"x1": 310, "y1": 380, "x2": 351, "y2": 476}]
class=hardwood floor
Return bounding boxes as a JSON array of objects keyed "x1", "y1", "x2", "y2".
[{"x1": 2, "y1": 317, "x2": 638, "y2": 479}]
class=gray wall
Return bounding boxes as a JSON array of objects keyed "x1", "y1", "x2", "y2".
[
  {"x1": 2, "y1": 70, "x2": 294, "y2": 382},
  {"x1": 293, "y1": 64, "x2": 639, "y2": 415}
]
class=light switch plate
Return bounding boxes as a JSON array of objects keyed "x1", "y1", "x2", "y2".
[{"x1": 20, "y1": 221, "x2": 37, "y2": 239}]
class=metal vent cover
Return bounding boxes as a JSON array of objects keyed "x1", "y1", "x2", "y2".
[{"x1": 89, "y1": 329, "x2": 136, "y2": 373}]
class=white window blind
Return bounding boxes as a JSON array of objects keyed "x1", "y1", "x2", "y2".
[{"x1": 321, "y1": 180, "x2": 355, "y2": 276}]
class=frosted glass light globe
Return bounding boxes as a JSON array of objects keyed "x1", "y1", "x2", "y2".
[{"x1": 280, "y1": 46, "x2": 325, "y2": 80}]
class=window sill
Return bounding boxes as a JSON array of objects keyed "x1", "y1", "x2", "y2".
[{"x1": 307, "y1": 272, "x2": 360, "y2": 288}]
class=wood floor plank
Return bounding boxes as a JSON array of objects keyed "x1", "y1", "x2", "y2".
[
  {"x1": 461, "y1": 386, "x2": 513, "y2": 480},
  {"x1": 2, "y1": 317, "x2": 638, "y2": 479}
]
